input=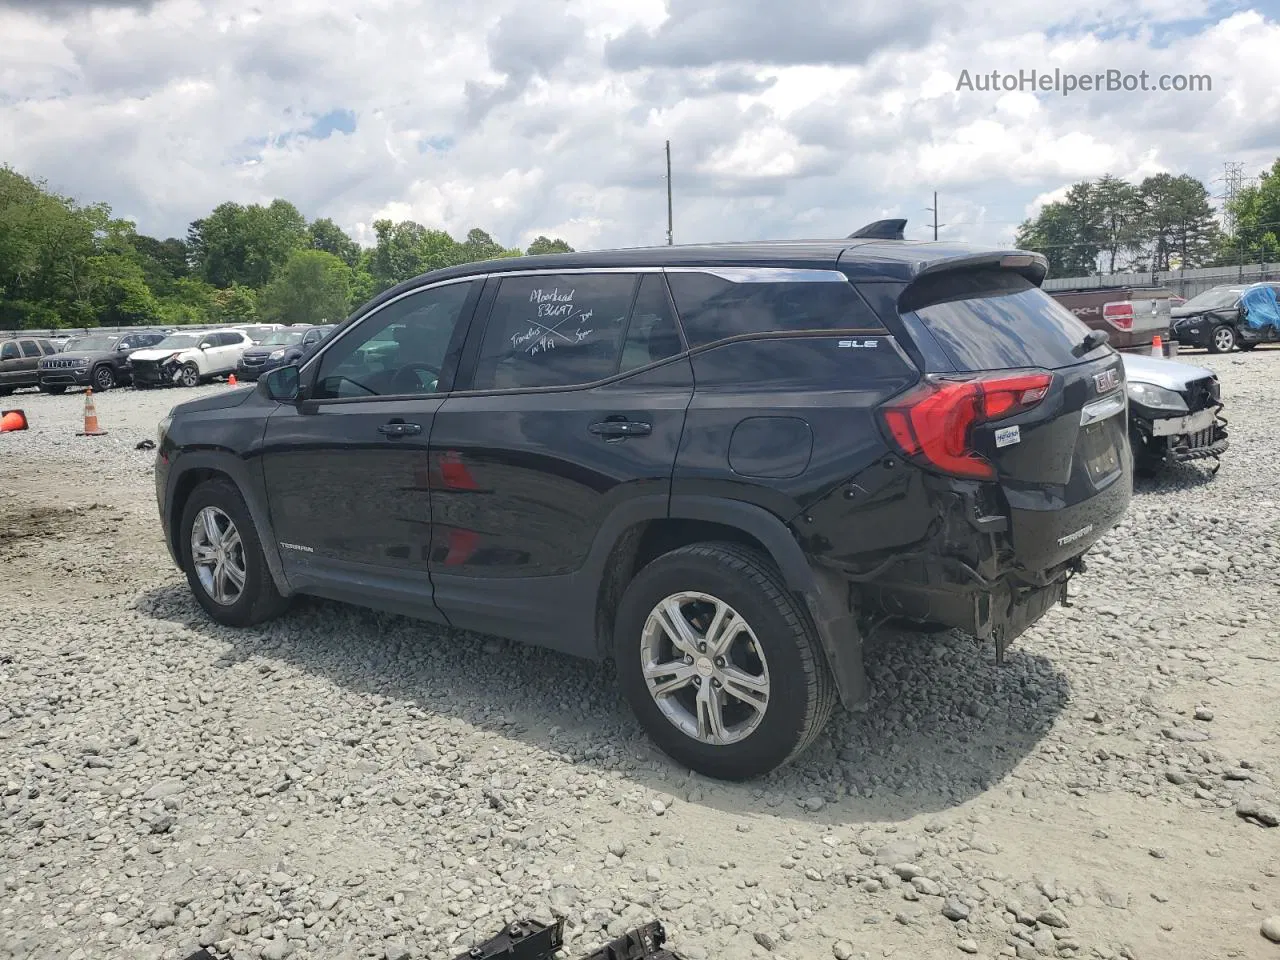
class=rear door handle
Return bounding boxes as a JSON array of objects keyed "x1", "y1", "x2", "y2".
[
  {"x1": 378, "y1": 421, "x2": 422, "y2": 437},
  {"x1": 589, "y1": 419, "x2": 652, "y2": 438}
]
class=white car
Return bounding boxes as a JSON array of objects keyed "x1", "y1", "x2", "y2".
[
  {"x1": 230, "y1": 323, "x2": 283, "y2": 344},
  {"x1": 128, "y1": 329, "x2": 254, "y2": 388}
]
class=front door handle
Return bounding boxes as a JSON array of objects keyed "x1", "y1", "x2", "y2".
[
  {"x1": 589, "y1": 419, "x2": 652, "y2": 438},
  {"x1": 378, "y1": 421, "x2": 422, "y2": 438}
]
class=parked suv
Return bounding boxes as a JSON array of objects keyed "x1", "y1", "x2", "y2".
[
  {"x1": 0, "y1": 336, "x2": 60, "y2": 395},
  {"x1": 130, "y1": 329, "x2": 254, "y2": 387},
  {"x1": 1170, "y1": 282, "x2": 1280, "y2": 352},
  {"x1": 154, "y1": 236, "x2": 1132, "y2": 780},
  {"x1": 236, "y1": 325, "x2": 335, "y2": 381},
  {"x1": 38, "y1": 329, "x2": 168, "y2": 392}
]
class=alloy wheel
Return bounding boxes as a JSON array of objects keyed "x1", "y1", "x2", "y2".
[
  {"x1": 639, "y1": 591, "x2": 770, "y2": 745},
  {"x1": 181, "y1": 365, "x2": 199, "y2": 387},
  {"x1": 189, "y1": 506, "x2": 247, "y2": 605},
  {"x1": 1213, "y1": 327, "x2": 1235, "y2": 352},
  {"x1": 94, "y1": 366, "x2": 114, "y2": 391}
]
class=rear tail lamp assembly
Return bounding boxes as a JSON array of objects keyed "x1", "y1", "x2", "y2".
[{"x1": 878, "y1": 372, "x2": 1053, "y2": 480}]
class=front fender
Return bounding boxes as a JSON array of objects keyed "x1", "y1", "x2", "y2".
[{"x1": 163, "y1": 449, "x2": 290, "y2": 597}]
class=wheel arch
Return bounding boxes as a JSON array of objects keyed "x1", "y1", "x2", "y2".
[
  {"x1": 588, "y1": 494, "x2": 868, "y2": 708},
  {"x1": 166, "y1": 452, "x2": 291, "y2": 596}
]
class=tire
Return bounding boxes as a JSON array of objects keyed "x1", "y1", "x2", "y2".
[
  {"x1": 178, "y1": 478, "x2": 290, "y2": 628},
  {"x1": 179, "y1": 362, "x2": 201, "y2": 388},
  {"x1": 1207, "y1": 324, "x2": 1236, "y2": 353},
  {"x1": 92, "y1": 365, "x2": 116, "y2": 391},
  {"x1": 613, "y1": 541, "x2": 836, "y2": 780}
]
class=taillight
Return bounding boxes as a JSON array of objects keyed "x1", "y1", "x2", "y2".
[
  {"x1": 879, "y1": 373, "x2": 1053, "y2": 480},
  {"x1": 1102, "y1": 301, "x2": 1135, "y2": 331}
]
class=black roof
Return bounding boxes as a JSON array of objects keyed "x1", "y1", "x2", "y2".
[{"x1": 356, "y1": 236, "x2": 1047, "y2": 321}]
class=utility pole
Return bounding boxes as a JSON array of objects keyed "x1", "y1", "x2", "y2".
[
  {"x1": 925, "y1": 191, "x2": 945, "y2": 241},
  {"x1": 665, "y1": 140, "x2": 673, "y2": 245}
]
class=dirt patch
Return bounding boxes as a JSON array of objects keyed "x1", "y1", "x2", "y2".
[{"x1": 0, "y1": 504, "x2": 100, "y2": 541}]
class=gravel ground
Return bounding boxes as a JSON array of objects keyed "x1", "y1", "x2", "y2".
[{"x1": 2, "y1": 356, "x2": 1279, "y2": 960}]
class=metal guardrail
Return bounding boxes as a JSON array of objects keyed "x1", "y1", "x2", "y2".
[{"x1": 1043, "y1": 262, "x2": 1280, "y2": 298}]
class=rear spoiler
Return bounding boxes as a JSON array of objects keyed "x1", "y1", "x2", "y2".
[{"x1": 913, "y1": 251, "x2": 1049, "y2": 288}]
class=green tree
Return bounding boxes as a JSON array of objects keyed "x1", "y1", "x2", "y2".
[
  {"x1": 157, "y1": 277, "x2": 220, "y2": 325},
  {"x1": 526, "y1": 235, "x2": 574, "y2": 255},
  {"x1": 1015, "y1": 185, "x2": 1101, "y2": 279},
  {"x1": 1223, "y1": 158, "x2": 1280, "y2": 263},
  {"x1": 1091, "y1": 175, "x2": 1144, "y2": 273},
  {"x1": 187, "y1": 199, "x2": 309, "y2": 288},
  {"x1": 87, "y1": 253, "x2": 161, "y2": 326},
  {"x1": 258, "y1": 249, "x2": 353, "y2": 324},
  {"x1": 0, "y1": 166, "x2": 100, "y2": 325},
  {"x1": 1136, "y1": 173, "x2": 1219, "y2": 271},
  {"x1": 131, "y1": 234, "x2": 190, "y2": 295},
  {"x1": 308, "y1": 217, "x2": 361, "y2": 268},
  {"x1": 215, "y1": 283, "x2": 258, "y2": 322}
]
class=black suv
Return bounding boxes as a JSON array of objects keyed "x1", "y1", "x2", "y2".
[
  {"x1": 154, "y1": 235, "x2": 1132, "y2": 780},
  {"x1": 38, "y1": 329, "x2": 168, "y2": 392},
  {"x1": 0, "y1": 336, "x2": 61, "y2": 395}
]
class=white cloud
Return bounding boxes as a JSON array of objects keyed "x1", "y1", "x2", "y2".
[{"x1": 0, "y1": 0, "x2": 1277, "y2": 258}]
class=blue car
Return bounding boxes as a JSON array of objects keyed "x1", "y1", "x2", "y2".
[{"x1": 236, "y1": 325, "x2": 336, "y2": 381}]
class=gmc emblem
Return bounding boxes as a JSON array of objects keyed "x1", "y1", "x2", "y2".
[{"x1": 1094, "y1": 369, "x2": 1119, "y2": 394}]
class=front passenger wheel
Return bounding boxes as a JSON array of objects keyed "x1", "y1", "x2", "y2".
[
  {"x1": 179, "y1": 362, "x2": 201, "y2": 387},
  {"x1": 613, "y1": 542, "x2": 835, "y2": 781},
  {"x1": 92, "y1": 365, "x2": 116, "y2": 391},
  {"x1": 1208, "y1": 324, "x2": 1236, "y2": 353},
  {"x1": 179, "y1": 479, "x2": 290, "y2": 627}
]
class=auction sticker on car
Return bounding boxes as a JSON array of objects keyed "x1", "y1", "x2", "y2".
[{"x1": 995, "y1": 426, "x2": 1020, "y2": 448}]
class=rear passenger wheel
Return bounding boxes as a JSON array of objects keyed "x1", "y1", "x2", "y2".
[
  {"x1": 613, "y1": 542, "x2": 835, "y2": 780},
  {"x1": 1208, "y1": 325, "x2": 1236, "y2": 353},
  {"x1": 179, "y1": 479, "x2": 289, "y2": 627}
]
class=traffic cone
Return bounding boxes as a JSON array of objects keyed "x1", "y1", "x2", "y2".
[
  {"x1": 0, "y1": 409, "x2": 28, "y2": 433},
  {"x1": 1150, "y1": 335, "x2": 1163, "y2": 358},
  {"x1": 77, "y1": 389, "x2": 107, "y2": 436},
  {"x1": 228, "y1": 373, "x2": 237, "y2": 386}
]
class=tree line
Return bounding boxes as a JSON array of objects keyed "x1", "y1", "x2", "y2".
[
  {"x1": 0, "y1": 165, "x2": 575, "y2": 330},
  {"x1": 1014, "y1": 157, "x2": 1280, "y2": 279}
]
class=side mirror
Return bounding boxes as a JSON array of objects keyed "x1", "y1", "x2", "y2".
[
  {"x1": 263, "y1": 364, "x2": 301, "y2": 402},
  {"x1": 198, "y1": 342, "x2": 211, "y2": 350}
]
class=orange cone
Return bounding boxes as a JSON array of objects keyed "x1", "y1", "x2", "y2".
[
  {"x1": 1, "y1": 409, "x2": 28, "y2": 433},
  {"x1": 228, "y1": 373, "x2": 237, "y2": 386},
  {"x1": 1151, "y1": 335, "x2": 1163, "y2": 358},
  {"x1": 77, "y1": 389, "x2": 107, "y2": 436}
]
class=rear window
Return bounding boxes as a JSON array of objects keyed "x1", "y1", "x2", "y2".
[
  {"x1": 667, "y1": 269, "x2": 885, "y2": 348},
  {"x1": 895, "y1": 270, "x2": 1107, "y2": 371}
]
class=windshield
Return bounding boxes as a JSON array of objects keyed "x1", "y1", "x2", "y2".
[
  {"x1": 154, "y1": 333, "x2": 202, "y2": 350},
  {"x1": 67, "y1": 335, "x2": 120, "y2": 352},
  {"x1": 1181, "y1": 286, "x2": 1242, "y2": 311},
  {"x1": 260, "y1": 330, "x2": 306, "y2": 346}
]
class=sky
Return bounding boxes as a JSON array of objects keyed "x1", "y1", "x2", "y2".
[{"x1": 2, "y1": 0, "x2": 1279, "y2": 253}]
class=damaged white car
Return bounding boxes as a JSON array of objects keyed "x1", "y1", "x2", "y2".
[{"x1": 128, "y1": 330, "x2": 254, "y2": 389}]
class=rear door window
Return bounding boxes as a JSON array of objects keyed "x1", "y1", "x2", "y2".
[
  {"x1": 471, "y1": 273, "x2": 638, "y2": 390},
  {"x1": 884, "y1": 270, "x2": 1107, "y2": 371},
  {"x1": 19, "y1": 340, "x2": 41, "y2": 358},
  {"x1": 666, "y1": 268, "x2": 885, "y2": 348}
]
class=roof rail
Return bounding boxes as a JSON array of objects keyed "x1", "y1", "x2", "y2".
[{"x1": 848, "y1": 219, "x2": 907, "y2": 241}]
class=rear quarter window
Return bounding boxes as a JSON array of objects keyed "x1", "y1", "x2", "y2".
[
  {"x1": 666, "y1": 269, "x2": 885, "y2": 348},
  {"x1": 895, "y1": 270, "x2": 1106, "y2": 372}
]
